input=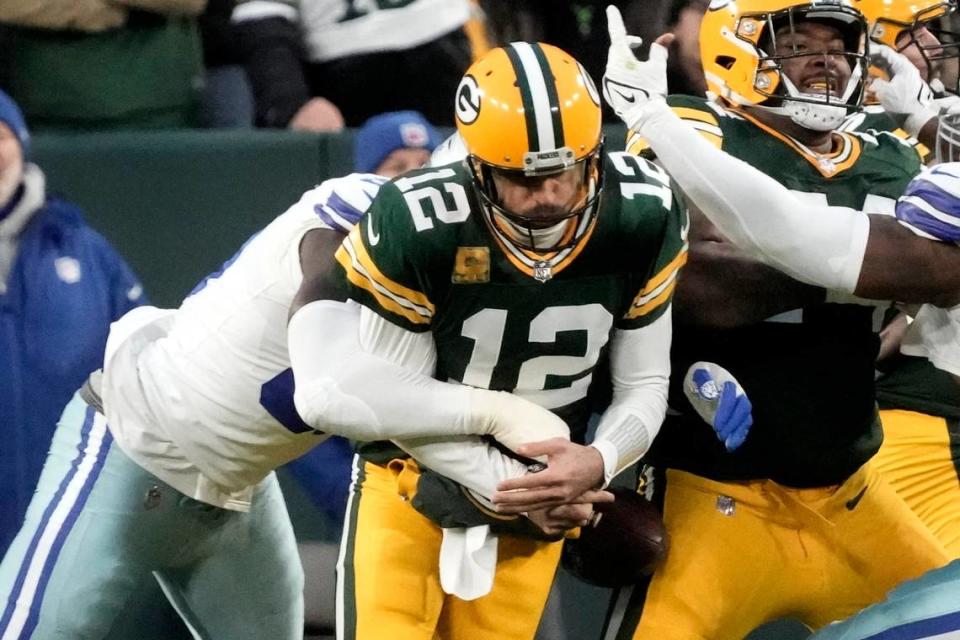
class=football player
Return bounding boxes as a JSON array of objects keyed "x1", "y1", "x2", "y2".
[
  {"x1": 592, "y1": 2, "x2": 954, "y2": 638},
  {"x1": 843, "y1": 0, "x2": 960, "y2": 561},
  {"x1": 326, "y1": 42, "x2": 687, "y2": 640},
  {"x1": 858, "y1": 0, "x2": 960, "y2": 146},
  {"x1": 601, "y1": 4, "x2": 960, "y2": 638},
  {"x1": 0, "y1": 167, "x2": 588, "y2": 639}
]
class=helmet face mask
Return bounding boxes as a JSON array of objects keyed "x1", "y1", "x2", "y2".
[
  {"x1": 937, "y1": 109, "x2": 960, "y2": 162},
  {"x1": 864, "y1": 0, "x2": 960, "y2": 94},
  {"x1": 455, "y1": 41, "x2": 604, "y2": 253},
  {"x1": 701, "y1": 0, "x2": 869, "y2": 130},
  {"x1": 468, "y1": 152, "x2": 604, "y2": 251}
]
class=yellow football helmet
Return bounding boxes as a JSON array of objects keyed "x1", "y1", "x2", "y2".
[
  {"x1": 454, "y1": 42, "x2": 603, "y2": 251},
  {"x1": 700, "y1": 0, "x2": 870, "y2": 130},
  {"x1": 858, "y1": 0, "x2": 959, "y2": 92}
]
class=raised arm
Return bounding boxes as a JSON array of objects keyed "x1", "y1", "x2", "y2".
[{"x1": 602, "y1": 5, "x2": 960, "y2": 308}]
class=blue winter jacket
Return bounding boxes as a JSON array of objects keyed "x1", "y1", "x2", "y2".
[{"x1": 0, "y1": 180, "x2": 145, "y2": 554}]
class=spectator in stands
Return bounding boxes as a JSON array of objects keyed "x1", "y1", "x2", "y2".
[
  {"x1": 231, "y1": 0, "x2": 475, "y2": 130},
  {"x1": 283, "y1": 110, "x2": 441, "y2": 526},
  {"x1": 197, "y1": 0, "x2": 254, "y2": 128},
  {"x1": 477, "y1": 1, "x2": 670, "y2": 121},
  {"x1": 0, "y1": 0, "x2": 206, "y2": 130},
  {"x1": 0, "y1": 90, "x2": 146, "y2": 554}
]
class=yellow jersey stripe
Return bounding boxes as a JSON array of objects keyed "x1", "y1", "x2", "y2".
[
  {"x1": 640, "y1": 246, "x2": 689, "y2": 295},
  {"x1": 673, "y1": 106, "x2": 720, "y2": 127},
  {"x1": 335, "y1": 233, "x2": 433, "y2": 325},
  {"x1": 626, "y1": 123, "x2": 722, "y2": 156},
  {"x1": 627, "y1": 278, "x2": 678, "y2": 319},
  {"x1": 626, "y1": 130, "x2": 650, "y2": 155},
  {"x1": 891, "y1": 128, "x2": 932, "y2": 161}
]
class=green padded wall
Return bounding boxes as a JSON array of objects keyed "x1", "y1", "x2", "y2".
[{"x1": 33, "y1": 129, "x2": 354, "y2": 307}]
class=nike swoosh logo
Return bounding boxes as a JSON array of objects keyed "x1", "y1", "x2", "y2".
[
  {"x1": 613, "y1": 88, "x2": 636, "y2": 104},
  {"x1": 366, "y1": 213, "x2": 380, "y2": 246},
  {"x1": 845, "y1": 485, "x2": 868, "y2": 511}
]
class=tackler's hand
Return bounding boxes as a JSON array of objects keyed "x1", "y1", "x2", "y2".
[{"x1": 603, "y1": 5, "x2": 674, "y2": 131}]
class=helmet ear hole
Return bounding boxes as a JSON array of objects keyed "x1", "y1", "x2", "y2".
[{"x1": 716, "y1": 55, "x2": 737, "y2": 69}]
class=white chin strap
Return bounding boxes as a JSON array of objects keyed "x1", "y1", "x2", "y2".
[
  {"x1": 770, "y1": 67, "x2": 862, "y2": 132},
  {"x1": 497, "y1": 215, "x2": 568, "y2": 249},
  {"x1": 783, "y1": 96, "x2": 848, "y2": 131}
]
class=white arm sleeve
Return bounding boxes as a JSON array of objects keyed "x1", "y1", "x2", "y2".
[
  {"x1": 589, "y1": 307, "x2": 671, "y2": 486},
  {"x1": 636, "y1": 101, "x2": 870, "y2": 293},
  {"x1": 356, "y1": 306, "x2": 537, "y2": 498},
  {"x1": 289, "y1": 301, "x2": 568, "y2": 446}
]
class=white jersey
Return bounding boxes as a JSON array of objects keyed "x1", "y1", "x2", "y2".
[{"x1": 100, "y1": 174, "x2": 387, "y2": 510}]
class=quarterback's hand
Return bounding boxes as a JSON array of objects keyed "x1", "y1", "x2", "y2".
[
  {"x1": 871, "y1": 44, "x2": 937, "y2": 137},
  {"x1": 527, "y1": 503, "x2": 595, "y2": 539},
  {"x1": 491, "y1": 438, "x2": 613, "y2": 513},
  {"x1": 684, "y1": 362, "x2": 753, "y2": 451},
  {"x1": 603, "y1": 5, "x2": 674, "y2": 131}
]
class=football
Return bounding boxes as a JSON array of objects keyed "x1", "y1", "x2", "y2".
[{"x1": 561, "y1": 487, "x2": 669, "y2": 588}]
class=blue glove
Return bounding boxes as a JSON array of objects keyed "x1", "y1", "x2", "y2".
[{"x1": 684, "y1": 362, "x2": 753, "y2": 452}]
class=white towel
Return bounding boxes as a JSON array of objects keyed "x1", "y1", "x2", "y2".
[
  {"x1": 438, "y1": 525, "x2": 498, "y2": 601},
  {"x1": 901, "y1": 304, "x2": 960, "y2": 377}
]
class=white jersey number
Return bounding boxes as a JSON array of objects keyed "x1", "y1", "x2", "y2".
[{"x1": 459, "y1": 304, "x2": 614, "y2": 410}]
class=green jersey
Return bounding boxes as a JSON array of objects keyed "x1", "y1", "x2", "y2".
[
  {"x1": 631, "y1": 95, "x2": 924, "y2": 488},
  {"x1": 336, "y1": 155, "x2": 687, "y2": 462}
]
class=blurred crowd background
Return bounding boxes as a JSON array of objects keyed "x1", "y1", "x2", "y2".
[{"x1": 0, "y1": 0, "x2": 710, "y2": 134}]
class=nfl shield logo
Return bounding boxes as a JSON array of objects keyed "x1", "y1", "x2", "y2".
[{"x1": 533, "y1": 261, "x2": 553, "y2": 283}]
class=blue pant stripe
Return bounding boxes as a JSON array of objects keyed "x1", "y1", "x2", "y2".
[
  {"x1": 21, "y1": 424, "x2": 113, "y2": 637},
  {"x1": 0, "y1": 404, "x2": 111, "y2": 638},
  {"x1": 865, "y1": 610, "x2": 960, "y2": 640}
]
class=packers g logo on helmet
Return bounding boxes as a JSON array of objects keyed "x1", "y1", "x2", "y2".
[
  {"x1": 456, "y1": 75, "x2": 481, "y2": 125},
  {"x1": 700, "y1": 0, "x2": 870, "y2": 129},
  {"x1": 454, "y1": 42, "x2": 604, "y2": 253}
]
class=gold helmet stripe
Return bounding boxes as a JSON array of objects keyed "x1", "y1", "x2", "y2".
[{"x1": 504, "y1": 42, "x2": 565, "y2": 152}]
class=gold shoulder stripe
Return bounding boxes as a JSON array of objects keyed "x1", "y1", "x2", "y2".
[
  {"x1": 640, "y1": 246, "x2": 688, "y2": 296},
  {"x1": 627, "y1": 278, "x2": 679, "y2": 319},
  {"x1": 673, "y1": 106, "x2": 721, "y2": 127},
  {"x1": 335, "y1": 229, "x2": 434, "y2": 325},
  {"x1": 626, "y1": 130, "x2": 650, "y2": 155},
  {"x1": 891, "y1": 128, "x2": 931, "y2": 160},
  {"x1": 626, "y1": 247, "x2": 688, "y2": 320}
]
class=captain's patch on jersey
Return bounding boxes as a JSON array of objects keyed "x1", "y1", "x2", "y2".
[{"x1": 452, "y1": 246, "x2": 490, "y2": 284}]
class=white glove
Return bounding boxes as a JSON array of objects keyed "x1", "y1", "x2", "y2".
[
  {"x1": 871, "y1": 44, "x2": 938, "y2": 137},
  {"x1": 932, "y1": 80, "x2": 960, "y2": 115},
  {"x1": 602, "y1": 5, "x2": 670, "y2": 131}
]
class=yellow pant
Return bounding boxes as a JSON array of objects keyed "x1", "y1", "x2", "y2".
[
  {"x1": 613, "y1": 464, "x2": 949, "y2": 640},
  {"x1": 338, "y1": 459, "x2": 563, "y2": 640},
  {"x1": 875, "y1": 409, "x2": 960, "y2": 557}
]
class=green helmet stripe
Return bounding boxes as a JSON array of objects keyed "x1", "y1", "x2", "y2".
[{"x1": 505, "y1": 42, "x2": 563, "y2": 152}]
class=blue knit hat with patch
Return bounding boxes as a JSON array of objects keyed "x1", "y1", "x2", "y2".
[
  {"x1": 354, "y1": 111, "x2": 441, "y2": 174},
  {"x1": 0, "y1": 90, "x2": 29, "y2": 159}
]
